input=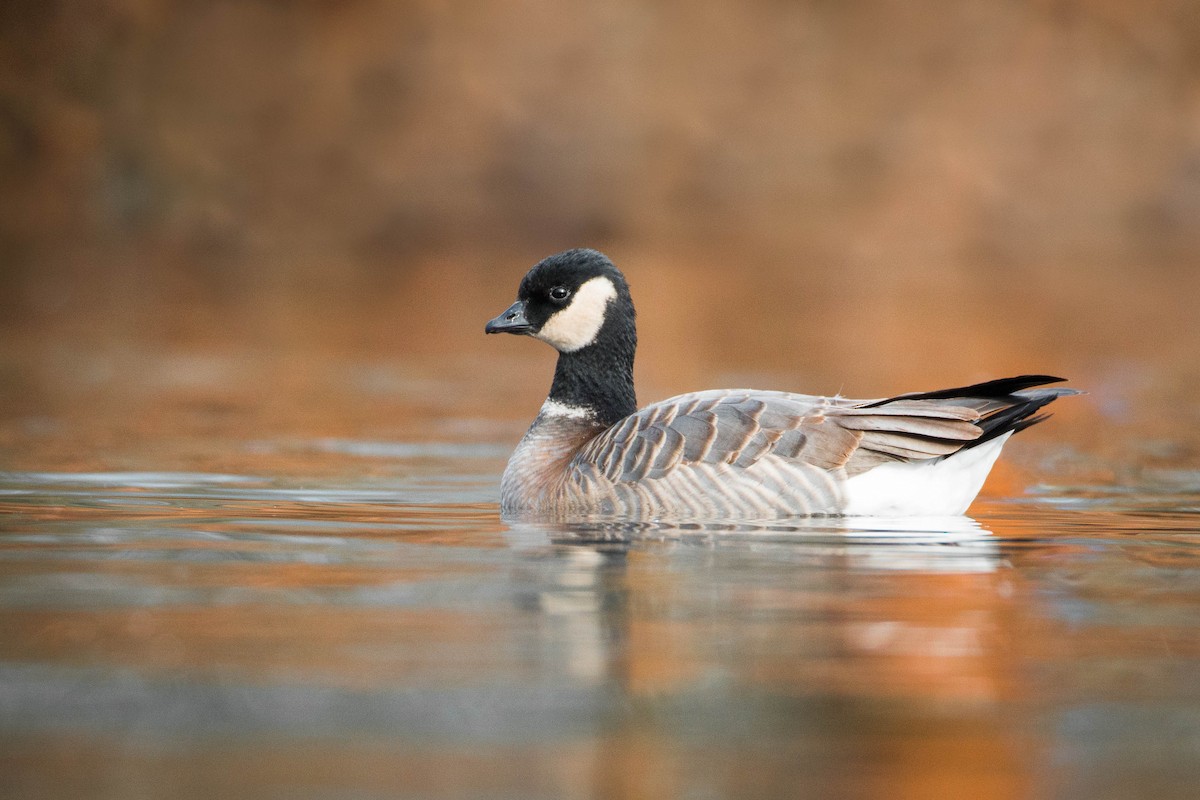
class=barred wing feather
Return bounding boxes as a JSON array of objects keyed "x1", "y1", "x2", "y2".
[
  {"x1": 562, "y1": 377, "x2": 1077, "y2": 516},
  {"x1": 579, "y1": 389, "x2": 986, "y2": 475}
]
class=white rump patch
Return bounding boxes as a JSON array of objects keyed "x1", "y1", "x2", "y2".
[
  {"x1": 534, "y1": 276, "x2": 617, "y2": 352},
  {"x1": 539, "y1": 399, "x2": 595, "y2": 420},
  {"x1": 841, "y1": 432, "x2": 1012, "y2": 516}
]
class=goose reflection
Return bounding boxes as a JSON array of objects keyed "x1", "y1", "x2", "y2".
[
  {"x1": 497, "y1": 511, "x2": 1028, "y2": 796},
  {"x1": 501, "y1": 512, "x2": 1018, "y2": 699},
  {"x1": 503, "y1": 513, "x2": 1000, "y2": 574}
]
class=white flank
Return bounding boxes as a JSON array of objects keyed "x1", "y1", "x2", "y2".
[
  {"x1": 841, "y1": 432, "x2": 1012, "y2": 516},
  {"x1": 534, "y1": 276, "x2": 617, "y2": 352},
  {"x1": 540, "y1": 399, "x2": 595, "y2": 420}
]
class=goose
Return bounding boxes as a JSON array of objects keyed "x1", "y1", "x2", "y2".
[{"x1": 485, "y1": 248, "x2": 1079, "y2": 518}]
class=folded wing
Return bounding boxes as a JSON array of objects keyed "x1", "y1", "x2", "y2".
[{"x1": 570, "y1": 375, "x2": 1078, "y2": 488}]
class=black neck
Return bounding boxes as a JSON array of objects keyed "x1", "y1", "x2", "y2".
[{"x1": 547, "y1": 317, "x2": 637, "y2": 427}]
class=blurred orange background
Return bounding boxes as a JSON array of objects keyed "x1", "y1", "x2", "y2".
[{"x1": 2, "y1": 0, "x2": 1197, "y2": 471}]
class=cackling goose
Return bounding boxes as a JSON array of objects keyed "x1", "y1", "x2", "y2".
[{"x1": 485, "y1": 249, "x2": 1079, "y2": 518}]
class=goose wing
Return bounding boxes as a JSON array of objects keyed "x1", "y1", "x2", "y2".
[
  {"x1": 569, "y1": 376, "x2": 1075, "y2": 484},
  {"x1": 569, "y1": 388, "x2": 981, "y2": 484}
]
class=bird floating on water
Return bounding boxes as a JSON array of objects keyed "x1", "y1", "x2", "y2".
[{"x1": 486, "y1": 248, "x2": 1078, "y2": 519}]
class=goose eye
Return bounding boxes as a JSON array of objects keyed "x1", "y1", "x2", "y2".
[{"x1": 549, "y1": 286, "x2": 571, "y2": 302}]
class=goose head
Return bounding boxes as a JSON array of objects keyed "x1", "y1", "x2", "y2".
[
  {"x1": 485, "y1": 248, "x2": 635, "y2": 354},
  {"x1": 486, "y1": 249, "x2": 638, "y2": 425}
]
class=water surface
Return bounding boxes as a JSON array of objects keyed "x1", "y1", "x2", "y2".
[{"x1": 2, "y1": 433, "x2": 1199, "y2": 799}]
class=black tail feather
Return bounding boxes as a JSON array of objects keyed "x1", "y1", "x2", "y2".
[
  {"x1": 1009, "y1": 412, "x2": 1052, "y2": 435},
  {"x1": 862, "y1": 374, "x2": 1066, "y2": 408},
  {"x1": 970, "y1": 399, "x2": 1062, "y2": 447},
  {"x1": 863, "y1": 375, "x2": 1080, "y2": 449}
]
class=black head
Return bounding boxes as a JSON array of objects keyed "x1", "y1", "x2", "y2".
[
  {"x1": 485, "y1": 249, "x2": 638, "y2": 425},
  {"x1": 485, "y1": 249, "x2": 634, "y2": 353}
]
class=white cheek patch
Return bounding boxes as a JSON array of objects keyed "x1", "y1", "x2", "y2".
[{"x1": 534, "y1": 276, "x2": 617, "y2": 352}]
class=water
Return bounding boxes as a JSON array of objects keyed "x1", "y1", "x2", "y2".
[{"x1": 2, "y1": 436, "x2": 1199, "y2": 800}]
